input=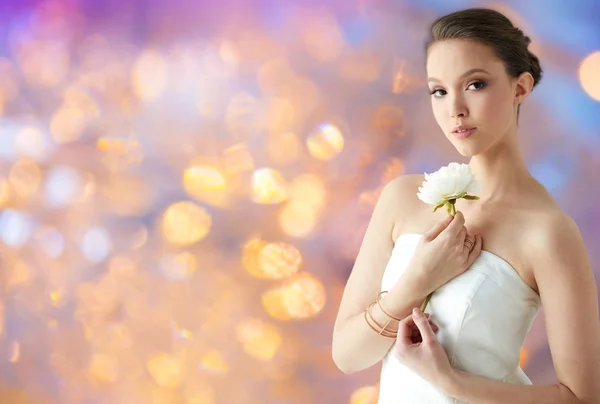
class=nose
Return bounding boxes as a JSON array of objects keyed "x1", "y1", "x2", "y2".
[{"x1": 450, "y1": 94, "x2": 468, "y2": 118}]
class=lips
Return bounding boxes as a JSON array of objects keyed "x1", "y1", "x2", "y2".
[{"x1": 451, "y1": 125, "x2": 476, "y2": 140}]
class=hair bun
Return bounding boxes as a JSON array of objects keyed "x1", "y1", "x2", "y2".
[{"x1": 528, "y1": 51, "x2": 543, "y2": 86}]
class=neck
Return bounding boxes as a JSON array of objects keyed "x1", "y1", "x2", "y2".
[{"x1": 467, "y1": 128, "x2": 532, "y2": 204}]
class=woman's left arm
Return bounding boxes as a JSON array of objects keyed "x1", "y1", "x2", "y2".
[{"x1": 444, "y1": 213, "x2": 600, "y2": 403}]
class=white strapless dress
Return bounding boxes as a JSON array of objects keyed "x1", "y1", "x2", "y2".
[{"x1": 378, "y1": 233, "x2": 542, "y2": 404}]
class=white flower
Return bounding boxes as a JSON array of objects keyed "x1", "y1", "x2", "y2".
[{"x1": 417, "y1": 162, "x2": 480, "y2": 214}]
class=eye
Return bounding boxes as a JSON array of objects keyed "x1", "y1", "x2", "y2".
[
  {"x1": 467, "y1": 80, "x2": 486, "y2": 91},
  {"x1": 430, "y1": 88, "x2": 447, "y2": 98}
]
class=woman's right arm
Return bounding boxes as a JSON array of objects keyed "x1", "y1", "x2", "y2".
[{"x1": 332, "y1": 176, "x2": 431, "y2": 374}]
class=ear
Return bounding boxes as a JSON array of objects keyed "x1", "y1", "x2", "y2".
[{"x1": 514, "y1": 71, "x2": 534, "y2": 106}]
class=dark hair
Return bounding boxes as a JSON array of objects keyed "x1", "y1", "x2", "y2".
[{"x1": 426, "y1": 8, "x2": 543, "y2": 119}]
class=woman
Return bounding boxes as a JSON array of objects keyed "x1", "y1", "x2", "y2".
[{"x1": 332, "y1": 8, "x2": 600, "y2": 404}]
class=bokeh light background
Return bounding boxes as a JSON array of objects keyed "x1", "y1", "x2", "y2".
[{"x1": 0, "y1": 0, "x2": 599, "y2": 402}]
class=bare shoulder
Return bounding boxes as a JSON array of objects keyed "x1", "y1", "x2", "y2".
[
  {"x1": 382, "y1": 174, "x2": 426, "y2": 241},
  {"x1": 522, "y1": 193, "x2": 589, "y2": 280},
  {"x1": 527, "y1": 206, "x2": 584, "y2": 255}
]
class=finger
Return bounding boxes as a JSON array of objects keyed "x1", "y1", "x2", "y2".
[
  {"x1": 457, "y1": 226, "x2": 467, "y2": 242},
  {"x1": 467, "y1": 234, "x2": 483, "y2": 265},
  {"x1": 444, "y1": 210, "x2": 465, "y2": 238},
  {"x1": 397, "y1": 313, "x2": 418, "y2": 343},
  {"x1": 423, "y1": 214, "x2": 453, "y2": 242},
  {"x1": 412, "y1": 308, "x2": 437, "y2": 343},
  {"x1": 462, "y1": 232, "x2": 475, "y2": 254}
]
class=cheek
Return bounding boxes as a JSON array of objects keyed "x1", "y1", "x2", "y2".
[
  {"x1": 430, "y1": 100, "x2": 445, "y2": 126},
  {"x1": 475, "y1": 89, "x2": 513, "y2": 124}
]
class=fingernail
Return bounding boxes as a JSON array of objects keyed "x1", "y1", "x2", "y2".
[{"x1": 413, "y1": 307, "x2": 423, "y2": 317}]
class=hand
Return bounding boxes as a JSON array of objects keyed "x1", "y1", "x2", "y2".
[
  {"x1": 394, "y1": 307, "x2": 454, "y2": 388},
  {"x1": 406, "y1": 211, "x2": 483, "y2": 294}
]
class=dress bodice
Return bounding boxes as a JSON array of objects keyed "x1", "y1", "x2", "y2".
[{"x1": 378, "y1": 233, "x2": 541, "y2": 403}]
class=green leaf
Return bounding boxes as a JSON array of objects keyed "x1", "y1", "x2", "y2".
[
  {"x1": 463, "y1": 195, "x2": 480, "y2": 200},
  {"x1": 446, "y1": 203, "x2": 453, "y2": 214},
  {"x1": 433, "y1": 202, "x2": 445, "y2": 213}
]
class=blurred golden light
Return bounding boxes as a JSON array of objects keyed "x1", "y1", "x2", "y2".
[
  {"x1": 160, "y1": 251, "x2": 197, "y2": 281},
  {"x1": 278, "y1": 201, "x2": 317, "y2": 238},
  {"x1": 519, "y1": 347, "x2": 529, "y2": 368},
  {"x1": 146, "y1": 353, "x2": 187, "y2": 388},
  {"x1": 102, "y1": 174, "x2": 153, "y2": 216},
  {"x1": 0, "y1": 179, "x2": 10, "y2": 206},
  {"x1": 8, "y1": 158, "x2": 42, "y2": 198},
  {"x1": 97, "y1": 137, "x2": 143, "y2": 171},
  {"x1": 242, "y1": 236, "x2": 268, "y2": 278},
  {"x1": 258, "y1": 242, "x2": 302, "y2": 279},
  {"x1": 392, "y1": 59, "x2": 421, "y2": 94},
  {"x1": 579, "y1": 51, "x2": 600, "y2": 101},
  {"x1": 175, "y1": 327, "x2": 193, "y2": 342},
  {"x1": 252, "y1": 168, "x2": 288, "y2": 204},
  {"x1": 381, "y1": 158, "x2": 406, "y2": 183},
  {"x1": 8, "y1": 341, "x2": 20, "y2": 363},
  {"x1": 88, "y1": 352, "x2": 119, "y2": 385},
  {"x1": 262, "y1": 272, "x2": 326, "y2": 320},
  {"x1": 5, "y1": 259, "x2": 35, "y2": 291},
  {"x1": 267, "y1": 132, "x2": 300, "y2": 166},
  {"x1": 200, "y1": 349, "x2": 229, "y2": 374},
  {"x1": 183, "y1": 165, "x2": 226, "y2": 192},
  {"x1": 373, "y1": 105, "x2": 406, "y2": 137},
  {"x1": 303, "y1": 10, "x2": 345, "y2": 62},
  {"x1": 50, "y1": 105, "x2": 88, "y2": 143},
  {"x1": 77, "y1": 172, "x2": 97, "y2": 203},
  {"x1": 132, "y1": 50, "x2": 167, "y2": 102},
  {"x1": 236, "y1": 318, "x2": 282, "y2": 361},
  {"x1": 218, "y1": 39, "x2": 240, "y2": 67},
  {"x1": 63, "y1": 86, "x2": 100, "y2": 116},
  {"x1": 183, "y1": 165, "x2": 229, "y2": 208},
  {"x1": 162, "y1": 201, "x2": 211, "y2": 246},
  {"x1": 358, "y1": 188, "x2": 382, "y2": 210},
  {"x1": 350, "y1": 385, "x2": 379, "y2": 404},
  {"x1": 50, "y1": 291, "x2": 65, "y2": 307},
  {"x1": 288, "y1": 174, "x2": 326, "y2": 209},
  {"x1": 223, "y1": 144, "x2": 255, "y2": 173},
  {"x1": 184, "y1": 383, "x2": 216, "y2": 404},
  {"x1": 306, "y1": 123, "x2": 344, "y2": 160}
]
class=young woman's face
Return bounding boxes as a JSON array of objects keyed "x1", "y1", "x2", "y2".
[{"x1": 426, "y1": 39, "x2": 517, "y2": 156}]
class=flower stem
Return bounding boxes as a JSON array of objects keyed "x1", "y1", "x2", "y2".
[{"x1": 420, "y1": 292, "x2": 433, "y2": 312}]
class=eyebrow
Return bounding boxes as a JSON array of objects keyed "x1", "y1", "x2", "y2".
[{"x1": 427, "y1": 68, "x2": 491, "y2": 83}]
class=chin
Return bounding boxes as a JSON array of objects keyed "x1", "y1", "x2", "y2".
[{"x1": 453, "y1": 144, "x2": 480, "y2": 157}]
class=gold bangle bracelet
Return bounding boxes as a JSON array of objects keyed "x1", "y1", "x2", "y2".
[
  {"x1": 377, "y1": 291, "x2": 402, "y2": 321},
  {"x1": 364, "y1": 302, "x2": 397, "y2": 338}
]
